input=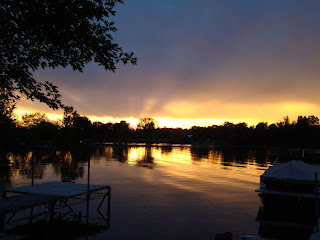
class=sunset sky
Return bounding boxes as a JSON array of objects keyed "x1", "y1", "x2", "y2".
[{"x1": 16, "y1": 0, "x2": 320, "y2": 128}]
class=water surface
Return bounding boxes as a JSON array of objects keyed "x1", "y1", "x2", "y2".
[{"x1": 0, "y1": 145, "x2": 317, "y2": 239}]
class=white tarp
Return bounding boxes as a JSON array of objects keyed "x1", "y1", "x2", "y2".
[{"x1": 262, "y1": 160, "x2": 320, "y2": 182}]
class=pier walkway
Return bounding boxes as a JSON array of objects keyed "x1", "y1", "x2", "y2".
[{"x1": 0, "y1": 182, "x2": 111, "y2": 231}]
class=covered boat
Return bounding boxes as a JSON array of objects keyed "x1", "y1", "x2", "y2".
[
  {"x1": 257, "y1": 160, "x2": 320, "y2": 196},
  {"x1": 256, "y1": 160, "x2": 320, "y2": 231}
]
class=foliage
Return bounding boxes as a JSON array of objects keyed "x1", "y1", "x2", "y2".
[
  {"x1": 136, "y1": 117, "x2": 157, "y2": 140},
  {"x1": 0, "y1": 88, "x2": 16, "y2": 149},
  {"x1": 63, "y1": 106, "x2": 80, "y2": 128},
  {"x1": 0, "y1": 0, "x2": 137, "y2": 109},
  {"x1": 7, "y1": 113, "x2": 320, "y2": 147},
  {"x1": 113, "y1": 120, "x2": 132, "y2": 140},
  {"x1": 296, "y1": 115, "x2": 319, "y2": 127},
  {"x1": 73, "y1": 116, "x2": 93, "y2": 139},
  {"x1": 21, "y1": 112, "x2": 49, "y2": 128},
  {"x1": 277, "y1": 116, "x2": 291, "y2": 128},
  {"x1": 0, "y1": 88, "x2": 16, "y2": 126},
  {"x1": 137, "y1": 117, "x2": 157, "y2": 130}
]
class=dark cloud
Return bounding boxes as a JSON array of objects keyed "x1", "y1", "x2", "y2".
[{"x1": 21, "y1": 0, "x2": 320, "y2": 121}]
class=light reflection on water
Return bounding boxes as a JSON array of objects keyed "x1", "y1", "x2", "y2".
[{"x1": 0, "y1": 146, "x2": 317, "y2": 239}]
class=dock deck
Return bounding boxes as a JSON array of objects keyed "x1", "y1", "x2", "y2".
[
  {"x1": 0, "y1": 182, "x2": 111, "y2": 231},
  {"x1": 3, "y1": 181, "x2": 109, "y2": 198}
]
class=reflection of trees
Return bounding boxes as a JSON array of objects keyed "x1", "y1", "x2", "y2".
[
  {"x1": 189, "y1": 147, "x2": 270, "y2": 167},
  {"x1": 136, "y1": 147, "x2": 154, "y2": 168},
  {"x1": 255, "y1": 149, "x2": 268, "y2": 165},
  {"x1": 219, "y1": 148, "x2": 252, "y2": 166},
  {"x1": 207, "y1": 149, "x2": 223, "y2": 165},
  {"x1": 111, "y1": 147, "x2": 129, "y2": 162},
  {"x1": 52, "y1": 151, "x2": 86, "y2": 182},
  {"x1": 234, "y1": 148, "x2": 250, "y2": 164},
  {"x1": 4, "y1": 150, "x2": 87, "y2": 184},
  {"x1": 2, "y1": 146, "x2": 289, "y2": 186},
  {"x1": 160, "y1": 145, "x2": 172, "y2": 155},
  {"x1": 8, "y1": 152, "x2": 47, "y2": 180},
  {"x1": 89, "y1": 146, "x2": 113, "y2": 160},
  {"x1": 221, "y1": 148, "x2": 234, "y2": 165},
  {"x1": 190, "y1": 147, "x2": 210, "y2": 161},
  {"x1": 0, "y1": 154, "x2": 12, "y2": 195},
  {"x1": 59, "y1": 160, "x2": 85, "y2": 182}
]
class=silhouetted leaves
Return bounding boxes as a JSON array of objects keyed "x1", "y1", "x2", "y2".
[
  {"x1": 0, "y1": 91, "x2": 17, "y2": 149},
  {"x1": 1, "y1": 0, "x2": 137, "y2": 109},
  {"x1": 136, "y1": 117, "x2": 158, "y2": 141},
  {"x1": 21, "y1": 112, "x2": 49, "y2": 128},
  {"x1": 63, "y1": 106, "x2": 79, "y2": 128},
  {"x1": 137, "y1": 117, "x2": 157, "y2": 131}
]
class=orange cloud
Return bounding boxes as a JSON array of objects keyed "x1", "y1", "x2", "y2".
[{"x1": 15, "y1": 100, "x2": 320, "y2": 129}]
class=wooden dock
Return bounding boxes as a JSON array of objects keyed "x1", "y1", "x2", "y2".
[{"x1": 0, "y1": 182, "x2": 111, "y2": 231}]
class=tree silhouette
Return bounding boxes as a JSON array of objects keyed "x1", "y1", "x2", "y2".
[
  {"x1": 113, "y1": 120, "x2": 131, "y2": 141},
  {"x1": 0, "y1": 88, "x2": 16, "y2": 126},
  {"x1": 137, "y1": 117, "x2": 157, "y2": 140},
  {"x1": 19, "y1": 112, "x2": 59, "y2": 144},
  {"x1": 0, "y1": 91, "x2": 16, "y2": 149},
  {"x1": 296, "y1": 115, "x2": 319, "y2": 127},
  {"x1": 63, "y1": 106, "x2": 79, "y2": 128},
  {"x1": 73, "y1": 116, "x2": 93, "y2": 140},
  {"x1": 5, "y1": 110, "x2": 320, "y2": 147},
  {"x1": 21, "y1": 112, "x2": 49, "y2": 128},
  {"x1": 255, "y1": 122, "x2": 268, "y2": 143},
  {"x1": 308, "y1": 115, "x2": 319, "y2": 126},
  {"x1": 137, "y1": 117, "x2": 158, "y2": 131},
  {"x1": 1, "y1": 0, "x2": 137, "y2": 109},
  {"x1": 277, "y1": 116, "x2": 291, "y2": 128}
]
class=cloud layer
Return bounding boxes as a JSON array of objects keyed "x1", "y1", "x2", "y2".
[{"x1": 18, "y1": 0, "x2": 320, "y2": 124}]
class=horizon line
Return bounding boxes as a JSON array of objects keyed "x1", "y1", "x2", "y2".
[{"x1": 13, "y1": 108, "x2": 295, "y2": 129}]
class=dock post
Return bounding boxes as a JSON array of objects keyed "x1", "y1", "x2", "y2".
[
  {"x1": 0, "y1": 214, "x2": 5, "y2": 232},
  {"x1": 315, "y1": 172, "x2": 319, "y2": 232},
  {"x1": 107, "y1": 186, "x2": 111, "y2": 226},
  {"x1": 86, "y1": 156, "x2": 91, "y2": 225},
  {"x1": 49, "y1": 202, "x2": 55, "y2": 222},
  {"x1": 29, "y1": 208, "x2": 33, "y2": 224},
  {"x1": 31, "y1": 155, "x2": 34, "y2": 186},
  {"x1": 87, "y1": 156, "x2": 90, "y2": 191}
]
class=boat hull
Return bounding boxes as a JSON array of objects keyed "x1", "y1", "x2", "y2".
[
  {"x1": 256, "y1": 194, "x2": 316, "y2": 239},
  {"x1": 258, "y1": 192, "x2": 317, "y2": 225}
]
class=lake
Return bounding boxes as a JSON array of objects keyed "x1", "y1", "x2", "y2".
[{"x1": 0, "y1": 144, "x2": 318, "y2": 240}]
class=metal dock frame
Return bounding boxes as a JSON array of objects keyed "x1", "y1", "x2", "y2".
[{"x1": 0, "y1": 182, "x2": 111, "y2": 231}]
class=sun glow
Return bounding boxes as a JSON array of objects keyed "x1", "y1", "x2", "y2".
[
  {"x1": 13, "y1": 108, "x2": 255, "y2": 128},
  {"x1": 14, "y1": 109, "x2": 63, "y2": 121},
  {"x1": 156, "y1": 118, "x2": 235, "y2": 128},
  {"x1": 14, "y1": 100, "x2": 320, "y2": 129}
]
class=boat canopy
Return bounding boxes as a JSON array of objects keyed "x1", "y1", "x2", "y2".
[{"x1": 261, "y1": 160, "x2": 320, "y2": 182}]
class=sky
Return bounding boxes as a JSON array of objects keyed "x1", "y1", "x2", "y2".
[{"x1": 16, "y1": 0, "x2": 320, "y2": 128}]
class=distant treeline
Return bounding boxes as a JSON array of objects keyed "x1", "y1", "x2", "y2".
[{"x1": 1, "y1": 106, "x2": 320, "y2": 149}]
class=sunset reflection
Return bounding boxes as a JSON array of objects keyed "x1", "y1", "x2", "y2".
[
  {"x1": 2, "y1": 146, "x2": 274, "y2": 188},
  {"x1": 3, "y1": 146, "x2": 320, "y2": 239},
  {"x1": 99, "y1": 145, "x2": 273, "y2": 194}
]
